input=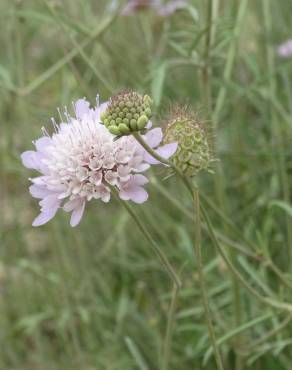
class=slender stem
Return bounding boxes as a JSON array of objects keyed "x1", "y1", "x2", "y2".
[
  {"x1": 200, "y1": 204, "x2": 292, "y2": 312},
  {"x1": 203, "y1": 312, "x2": 274, "y2": 365},
  {"x1": 133, "y1": 133, "x2": 292, "y2": 312},
  {"x1": 42, "y1": 0, "x2": 114, "y2": 93},
  {"x1": 132, "y1": 132, "x2": 193, "y2": 195},
  {"x1": 262, "y1": 0, "x2": 292, "y2": 269},
  {"x1": 249, "y1": 314, "x2": 292, "y2": 349},
  {"x1": 152, "y1": 177, "x2": 292, "y2": 292},
  {"x1": 201, "y1": 0, "x2": 214, "y2": 114},
  {"x1": 194, "y1": 188, "x2": 225, "y2": 370},
  {"x1": 200, "y1": 191, "x2": 257, "y2": 251},
  {"x1": 162, "y1": 284, "x2": 179, "y2": 370},
  {"x1": 113, "y1": 191, "x2": 181, "y2": 288},
  {"x1": 112, "y1": 187, "x2": 181, "y2": 370},
  {"x1": 210, "y1": 4, "x2": 248, "y2": 365}
]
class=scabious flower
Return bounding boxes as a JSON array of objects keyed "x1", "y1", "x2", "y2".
[
  {"x1": 163, "y1": 106, "x2": 214, "y2": 177},
  {"x1": 276, "y1": 39, "x2": 292, "y2": 59},
  {"x1": 21, "y1": 97, "x2": 177, "y2": 227}
]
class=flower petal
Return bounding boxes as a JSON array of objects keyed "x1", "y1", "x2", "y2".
[
  {"x1": 75, "y1": 98, "x2": 91, "y2": 119},
  {"x1": 144, "y1": 128, "x2": 163, "y2": 148},
  {"x1": 32, "y1": 207, "x2": 58, "y2": 227},
  {"x1": 21, "y1": 151, "x2": 37, "y2": 169},
  {"x1": 63, "y1": 198, "x2": 83, "y2": 212},
  {"x1": 120, "y1": 186, "x2": 148, "y2": 204},
  {"x1": 144, "y1": 142, "x2": 178, "y2": 164},
  {"x1": 156, "y1": 142, "x2": 178, "y2": 158},
  {"x1": 39, "y1": 194, "x2": 61, "y2": 211},
  {"x1": 29, "y1": 185, "x2": 52, "y2": 199},
  {"x1": 133, "y1": 162, "x2": 150, "y2": 172},
  {"x1": 35, "y1": 136, "x2": 52, "y2": 152},
  {"x1": 131, "y1": 174, "x2": 149, "y2": 186},
  {"x1": 146, "y1": 120, "x2": 153, "y2": 129},
  {"x1": 70, "y1": 201, "x2": 85, "y2": 227}
]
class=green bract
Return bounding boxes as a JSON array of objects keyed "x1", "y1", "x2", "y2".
[
  {"x1": 100, "y1": 91, "x2": 153, "y2": 136},
  {"x1": 163, "y1": 108, "x2": 214, "y2": 177}
]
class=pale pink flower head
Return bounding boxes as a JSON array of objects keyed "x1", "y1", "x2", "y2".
[
  {"x1": 276, "y1": 39, "x2": 292, "y2": 59},
  {"x1": 21, "y1": 96, "x2": 177, "y2": 227}
]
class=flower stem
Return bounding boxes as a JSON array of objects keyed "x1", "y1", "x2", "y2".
[
  {"x1": 133, "y1": 133, "x2": 292, "y2": 311},
  {"x1": 113, "y1": 189, "x2": 181, "y2": 289},
  {"x1": 152, "y1": 177, "x2": 292, "y2": 292},
  {"x1": 162, "y1": 283, "x2": 179, "y2": 370},
  {"x1": 194, "y1": 188, "x2": 225, "y2": 370},
  {"x1": 132, "y1": 132, "x2": 193, "y2": 195},
  {"x1": 201, "y1": 0, "x2": 214, "y2": 114},
  {"x1": 200, "y1": 204, "x2": 292, "y2": 312},
  {"x1": 112, "y1": 187, "x2": 181, "y2": 369}
]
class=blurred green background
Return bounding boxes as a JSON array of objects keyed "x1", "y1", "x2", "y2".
[{"x1": 1, "y1": 0, "x2": 292, "y2": 369}]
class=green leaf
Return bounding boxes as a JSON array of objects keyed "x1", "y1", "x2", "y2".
[
  {"x1": 269, "y1": 200, "x2": 292, "y2": 218},
  {"x1": 151, "y1": 63, "x2": 166, "y2": 106}
]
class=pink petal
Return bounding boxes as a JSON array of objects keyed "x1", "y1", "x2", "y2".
[
  {"x1": 30, "y1": 176, "x2": 46, "y2": 185},
  {"x1": 144, "y1": 128, "x2": 163, "y2": 148},
  {"x1": 70, "y1": 201, "x2": 85, "y2": 227},
  {"x1": 35, "y1": 137, "x2": 52, "y2": 152},
  {"x1": 156, "y1": 142, "x2": 178, "y2": 158},
  {"x1": 39, "y1": 194, "x2": 61, "y2": 211},
  {"x1": 130, "y1": 174, "x2": 149, "y2": 186},
  {"x1": 63, "y1": 198, "x2": 84, "y2": 212},
  {"x1": 133, "y1": 163, "x2": 150, "y2": 172},
  {"x1": 146, "y1": 120, "x2": 153, "y2": 129},
  {"x1": 144, "y1": 142, "x2": 178, "y2": 164},
  {"x1": 99, "y1": 102, "x2": 108, "y2": 114},
  {"x1": 101, "y1": 192, "x2": 111, "y2": 203},
  {"x1": 94, "y1": 101, "x2": 108, "y2": 122},
  {"x1": 21, "y1": 151, "x2": 37, "y2": 169},
  {"x1": 32, "y1": 207, "x2": 58, "y2": 227},
  {"x1": 120, "y1": 186, "x2": 148, "y2": 204},
  {"x1": 74, "y1": 98, "x2": 90, "y2": 119},
  {"x1": 29, "y1": 185, "x2": 52, "y2": 199}
]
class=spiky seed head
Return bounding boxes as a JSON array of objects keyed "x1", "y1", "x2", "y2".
[
  {"x1": 163, "y1": 106, "x2": 215, "y2": 177},
  {"x1": 100, "y1": 91, "x2": 153, "y2": 136}
]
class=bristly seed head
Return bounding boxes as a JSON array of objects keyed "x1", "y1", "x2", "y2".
[
  {"x1": 163, "y1": 106, "x2": 215, "y2": 177},
  {"x1": 100, "y1": 91, "x2": 153, "y2": 136}
]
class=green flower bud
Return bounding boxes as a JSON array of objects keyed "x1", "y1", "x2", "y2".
[
  {"x1": 119, "y1": 123, "x2": 131, "y2": 134},
  {"x1": 100, "y1": 91, "x2": 153, "y2": 136},
  {"x1": 108, "y1": 125, "x2": 120, "y2": 135},
  {"x1": 163, "y1": 106, "x2": 215, "y2": 177},
  {"x1": 144, "y1": 107, "x2": 152, "y2": 117},
  {"x1": 130, "y1": 119, "x2": 137, "y2": 131},
  {"x1": 137, "y1": 115, "x2": 148, "y2": 130}
]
